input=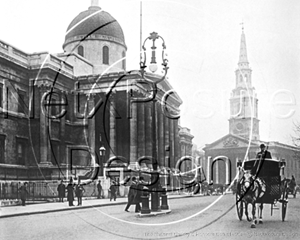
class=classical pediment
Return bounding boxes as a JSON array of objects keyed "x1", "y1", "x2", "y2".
[{"x1": 203, "y1": 134, "x2": 259, "y2": 150}]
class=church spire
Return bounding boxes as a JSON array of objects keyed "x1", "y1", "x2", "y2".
[{"x1": 238, "y1": 27, "x2": 249, "y2": 68}]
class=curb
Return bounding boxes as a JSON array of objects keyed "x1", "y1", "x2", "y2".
[
  {"x1": 0, "y1": 201, "x2": 127, "y2": 219},
  {"x1": 0, "y1": 193, "x2": 206, "y2": 219}
]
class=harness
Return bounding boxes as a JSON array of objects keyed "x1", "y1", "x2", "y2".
[{"x1": 242, "y1": 176, "x2": 266, "y2": 200}]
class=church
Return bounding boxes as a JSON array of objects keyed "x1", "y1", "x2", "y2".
[
  {"x1": 203, "y1": 29, "x2": 300, "y2": 185},
  {"x1": 0, "y1": 1, "x2": 194, "y2": 184}
]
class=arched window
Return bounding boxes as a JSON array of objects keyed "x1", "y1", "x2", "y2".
[
  {"x1": 103, "y1": 46, "x2": 109, "y2": 64},
  {"x1": 122, "y1": 51, "x2": 126, "y2": 70},
  {"x1": 245, "y1": 74, "x2": 248, "y2": 82},
  {"x1": 78, "y1": 46, "x2": 84, "y2": 57},
  {"x1": 240, "y1": 75, "x2": 243, "y2": 82}
]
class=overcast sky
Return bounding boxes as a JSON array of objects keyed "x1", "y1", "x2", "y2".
[{"x1": 1, "y1": 0, "x2": 300, "y2": 149}]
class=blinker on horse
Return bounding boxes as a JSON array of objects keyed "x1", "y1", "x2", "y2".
[{"x1": 240, "y1": 170, "x2": 266, "y2": 228}]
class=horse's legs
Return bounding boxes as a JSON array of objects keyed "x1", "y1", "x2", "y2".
[
  {"x1": 258, "y1": 204, "x2": 263, "y2": 224},
  {"x1": 251, "y1": 203, "x2": 256, "y2": 228},
  {"x1": 244, "y1": 203, "x2": 251, "y2": 221}
]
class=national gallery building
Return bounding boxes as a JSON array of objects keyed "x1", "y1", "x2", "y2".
[{"x1": 0, "y1": 1, "x2": 194, "y2": 183}]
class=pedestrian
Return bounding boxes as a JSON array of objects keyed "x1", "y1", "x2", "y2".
[
  {"x1": 135, "y1": 177, "x2": 145, "y2": 212},
  {"x1": 256, "y1": 144, "x2": 272, "y2": 159},
  {"x1": 124, "y1": 177, "x2": 138, "y2": 212},
  {"x1": 97, "y1": 180, "x2": 103, "y2": 199},
  {"x1": 66, "y1": 179, "x2": 75, "y2": 206},
  {"x1": 75, "y1": 183, "x2": 85, "y2": 206},
  {"x1": 57, "y1": 180, "x2": 66, "y2": 202},
  {"x1": 109, "y1": 180, "x2": 117, "y2": 201},
  {"x1": 19, "y1": 182, "x2": 28, "y2": 206}
]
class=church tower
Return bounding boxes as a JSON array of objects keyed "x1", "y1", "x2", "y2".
[{"x1": 229, "y1": 29, "x2": 260, "y2": 140}]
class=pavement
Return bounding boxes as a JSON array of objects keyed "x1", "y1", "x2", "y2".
[{"x1": 0, "y1": 193, "x2": 205, "y2": 219}]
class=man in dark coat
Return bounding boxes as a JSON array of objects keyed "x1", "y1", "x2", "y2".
[
  {"x1": 97, "y1": 180, "x2": 102, "y2": 199},
  {"x1": 57, "y1": 180, "x2": 66, "y2": 202},
  {"x1": 124, "y1": 177, "x2": 138, "y2": 212},
  {"x1": 66, "y1": 180, "x2": 74, "y2": 206},
  {"x1": 19, "y1": 182, "x2": 28, "y2": 206},
  {"x1": 75, "y1": 183, "x2": 85, "y2": 206},
  {"x1": 256, "y1": 144, "x2": 272, "y2": 159},
  {"x1": 135, "y1": 177, "x2": 145, "y2": 213},
  {"x1": 253, "y1": 144, "x2": 272, "y2": 176},
  {"x1": 109, "y1": 181, "x2": 117, "y2": 201}
]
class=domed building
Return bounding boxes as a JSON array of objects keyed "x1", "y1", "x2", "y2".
[
  {"x1": 0, "y1": 0, "x2": 184, "y2": 198},
  {"x1": 59, "y1": 0, "x2": 127, "y2": 75}
]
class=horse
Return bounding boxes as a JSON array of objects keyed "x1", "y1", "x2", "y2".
[
  {"x1": 240, "y1": 170, "x2": 266, "y2": 228},
  {"x1": 283, "y1": 177, "x2": 297, "y2": 198}
]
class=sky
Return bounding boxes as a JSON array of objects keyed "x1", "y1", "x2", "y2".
[{"x1": 1, "y1": 0, "x2": 300, "y2": 149}]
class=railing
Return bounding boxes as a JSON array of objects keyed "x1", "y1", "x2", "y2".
[{"x1": 0, "y1": 181, "x2": 98, "y2": 201}]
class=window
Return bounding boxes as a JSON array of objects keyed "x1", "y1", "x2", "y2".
[
  {"x1": 18, "y1": 89, "x2": 26, "y2": 114},
  {"x1": 0, "y1": 135, "x2": 5, "y2": 163},
  {"x1": 103, "y1": 46, "x2": 109, "y2": 64},
  {"x1": 122, "y1": 51, "x2": 126, "y2": 70},
  {"x1": 78, "y1": 46, "x2": 84, "y2": 57},
  {"x1": 16, "y1": 138, "x2": 27, "y2": 165}
]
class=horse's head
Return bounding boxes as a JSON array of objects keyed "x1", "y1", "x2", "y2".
[{"x1": 241, "y1": 170, "x2": 255, "y2": 193}]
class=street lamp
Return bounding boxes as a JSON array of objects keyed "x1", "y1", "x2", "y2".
[
  {"x1": 99, "y1": 146, "x2": 106, "y2": 177},
  {"x1": 140, "y1": 31, "x2": 169, "y2": 84},
  {"x1": 140, "y1": 32, "x2": 169, "y2": 211}
]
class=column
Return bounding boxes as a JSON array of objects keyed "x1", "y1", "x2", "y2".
[
  {"x1": 164, "y1": 117, "x2": 169, "y2": 168},
  {"x1": 207, "y1": 156, "x2": 212, "y2": 183},
  {"x1": 169, "y1": 119, "x2": 174, "y2": 168},
  {"x1": 215, "y1": 159, "x2": 219, "y2": 184},
  {"x1": 59, "y1": 91, "x2": 66, "y2": 165},
  {"x1": 88, "y1": 94, "x2": 96, "y2": 164},
  {"x1": 173, "y1": 119, "x2": 180, "y2": 163},
  {"x1": 137, "y1": 102, "x2": 145, "y2": 158},
  {"x1": 225, "y1": 159, "x2": 229, "y2": 185},
  {"x1": 129, "y1": 101, "x2": 138, "y2": 167},
  {"x1": 39, "y1": 85, "x2": 51, "y2": 165},
  {"x1": 109, "y1": 94, "x2": 116, "y2": 158},
  {"x1": 158, "y1": 105, "x2": 165, "y2": 166},
  {"x1": 153, "y1": 101, "x2": 159, "y2": 166},
  {"x1": 145, "y1": 103, "x2": 152, "y2": 157}
]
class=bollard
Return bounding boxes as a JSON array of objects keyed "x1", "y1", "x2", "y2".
[
  {"x1": 151, "y1": 188, "x2": 160, "y2": 211},
  {"x1": 161, "y1": 187, "x2": 169, "y2": 210},
  {"x1": 141, "y1": 186, "x2": 151, "y2": 214}
]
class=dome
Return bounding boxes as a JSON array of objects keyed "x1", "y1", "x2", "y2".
[{"x1": 64, "y1": 6, "x2": 126, "y2": 48}]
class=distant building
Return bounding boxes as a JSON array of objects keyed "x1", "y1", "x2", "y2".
[
  {"x1": 203, "y1": 29, "x2": 300, "y2": 184},
  {"x1": 178, "y1": 126, "x2": 194, "y2": 172}
]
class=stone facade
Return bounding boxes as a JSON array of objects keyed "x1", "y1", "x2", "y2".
[{"x1": 0, "y1": 2, "x2": 185, "y2": 182}]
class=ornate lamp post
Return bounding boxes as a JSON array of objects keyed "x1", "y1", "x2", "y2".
[
  {"x1": 140, "y1": 32, "x2": 168, "y2": 211},
  {"x1": 140, "y1": 32, "x2": 169, "y2": 83},
  {"x1": 99, "y1": 146, "x2": 106, "y2": 177}
]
